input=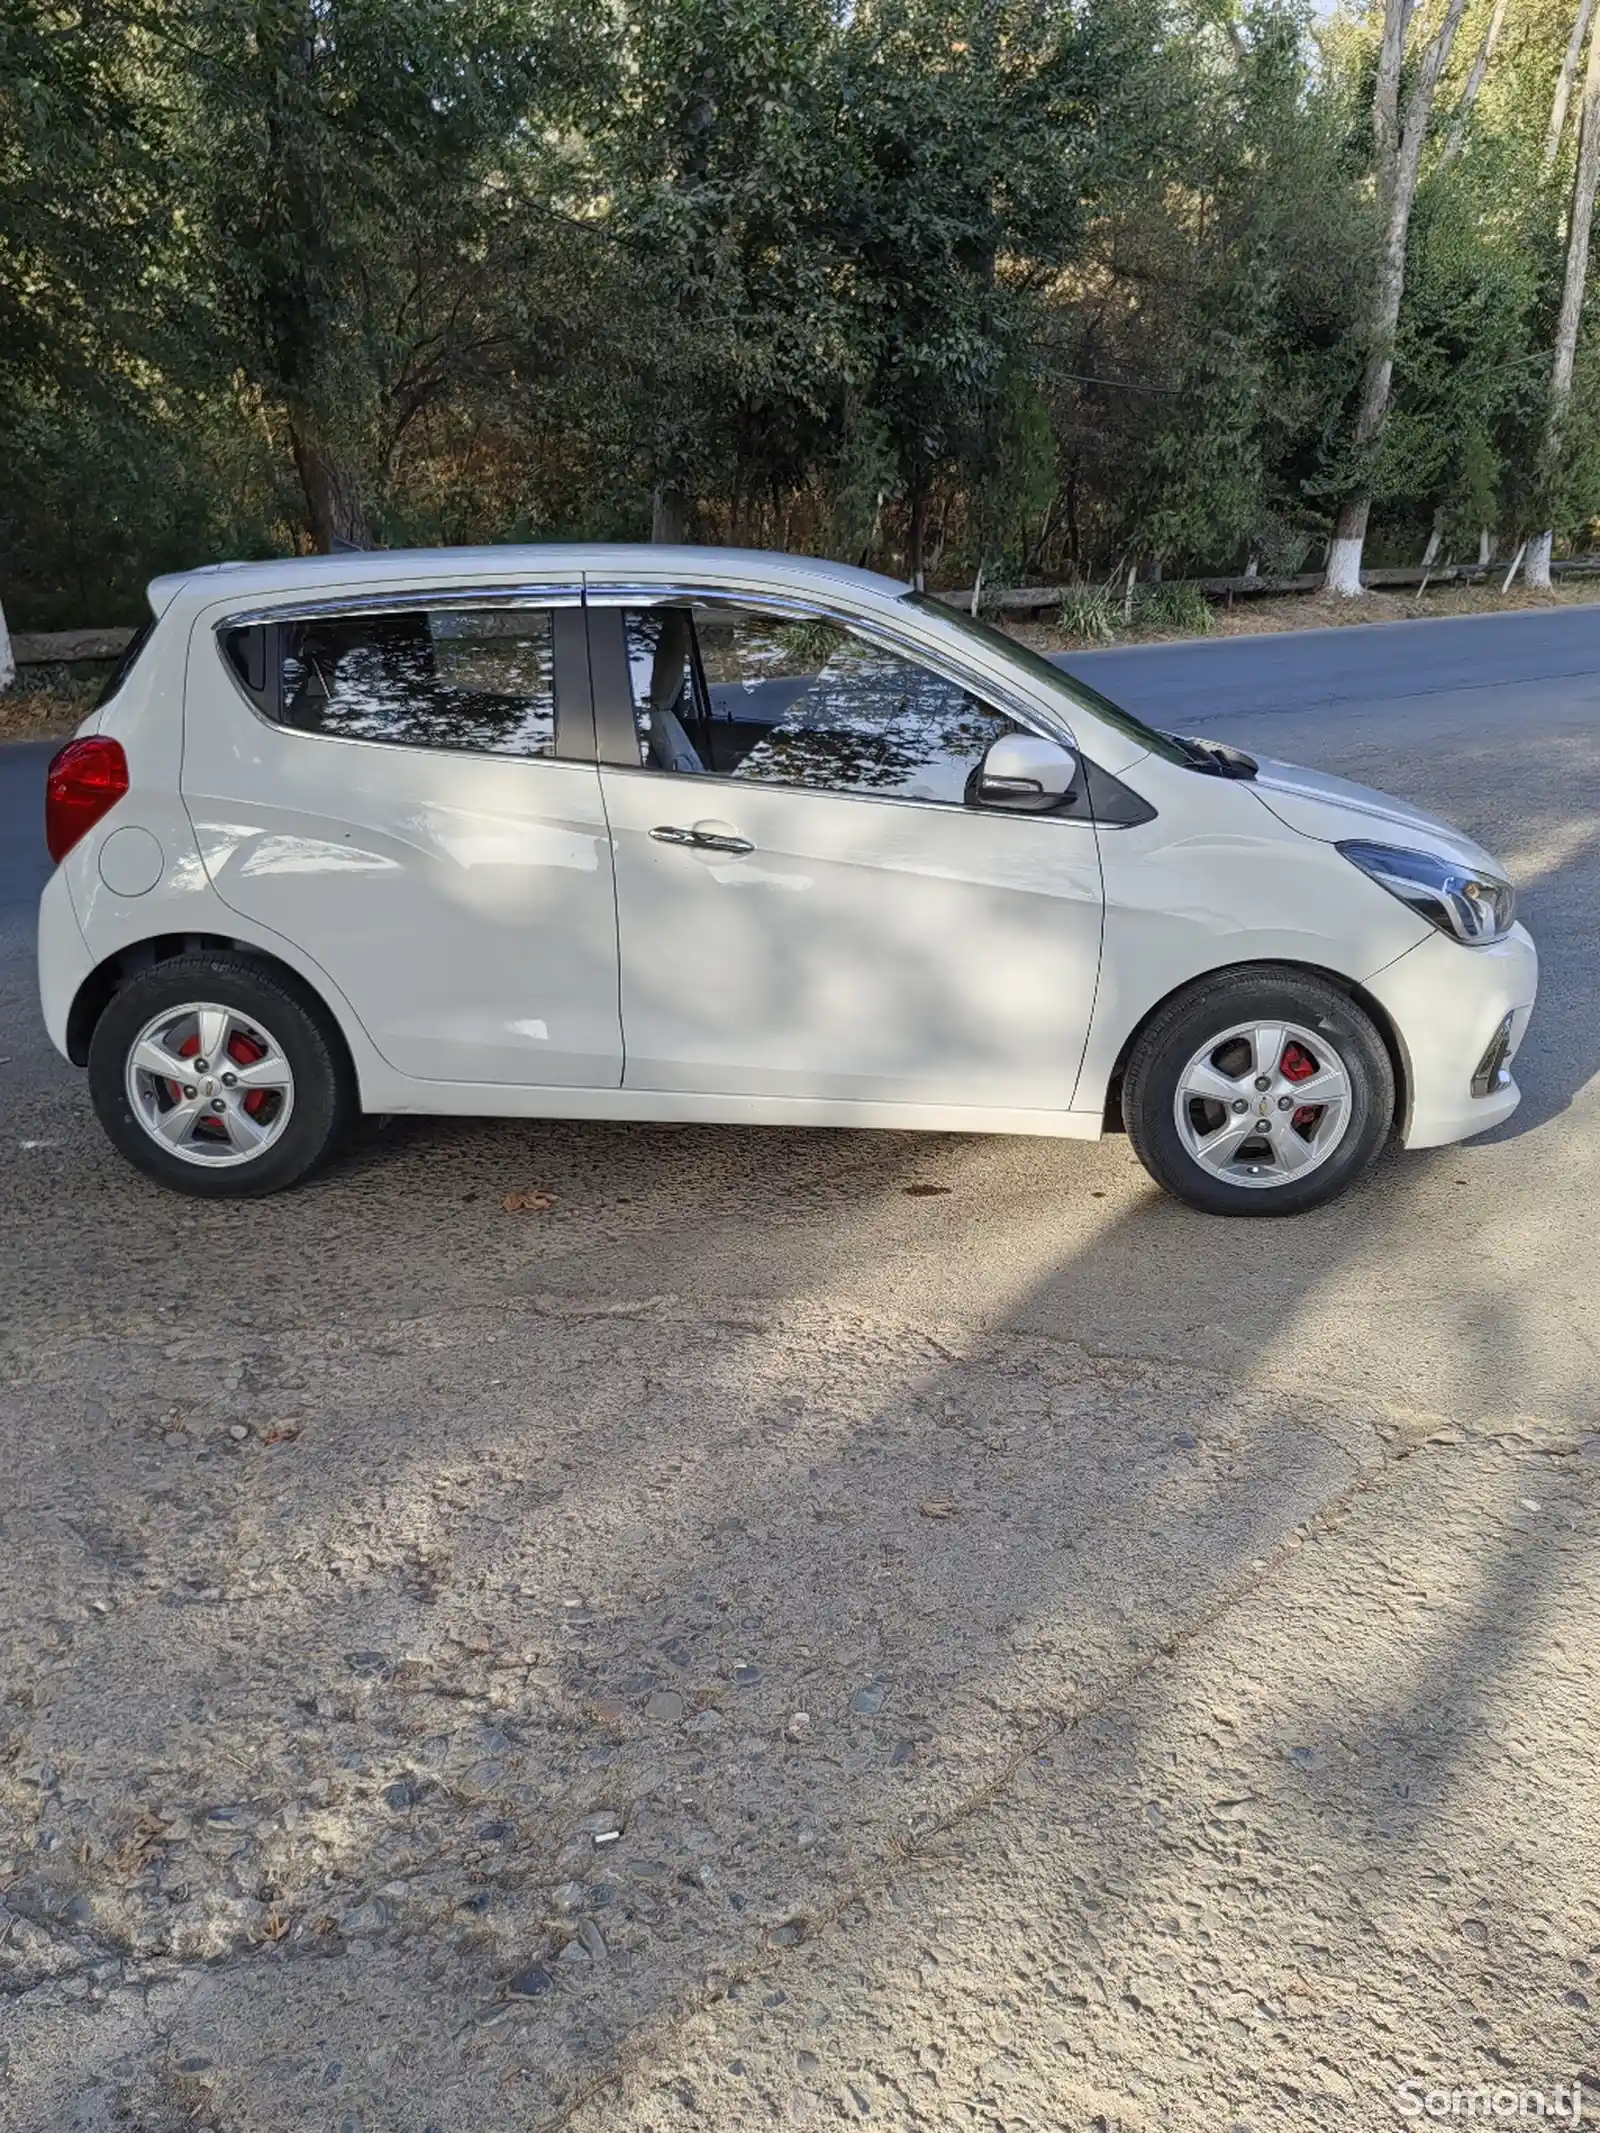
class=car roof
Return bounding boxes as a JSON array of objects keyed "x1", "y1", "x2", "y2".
[{"x1": 147, "y1": 543, "x2": 908, "y2": 616}]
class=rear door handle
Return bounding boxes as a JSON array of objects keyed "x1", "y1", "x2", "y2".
[{"x1": 650, "y1": 821, "x2": 755, "y2": 855}]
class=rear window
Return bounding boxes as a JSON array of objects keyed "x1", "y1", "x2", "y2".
[{"x1": 95, "y1": 620, "x2": 155, "y2": 709}]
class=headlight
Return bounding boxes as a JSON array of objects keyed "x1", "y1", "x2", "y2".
[{"x1": 1337, "y1": 839, "x2": 1516, "y2": 944}]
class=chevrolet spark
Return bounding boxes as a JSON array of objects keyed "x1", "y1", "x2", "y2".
[{"x1": 38, "y1": 545, "x2": 1537, "y2": 1214}]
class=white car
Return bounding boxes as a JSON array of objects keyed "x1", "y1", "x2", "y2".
[{"x1": 38, "y1": 545, "x2": 1537, "y2": 1214}]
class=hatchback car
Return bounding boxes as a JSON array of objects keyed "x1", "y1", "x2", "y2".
[{"x1": 38, "y1": 545, "x2": 1537, "y2": 1214}]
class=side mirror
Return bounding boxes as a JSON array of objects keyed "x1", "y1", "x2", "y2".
[{"x1": 968, "y1": 731, "x2": 1078, "y2": 813}]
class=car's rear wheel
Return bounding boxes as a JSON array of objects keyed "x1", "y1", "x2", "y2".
[
  {"x1": 88, "y1": 953, "x2": 352, "y2": 1196},
  {"x1": 1123, "y1": 968, "x2": 1395, "y2": 1215}
]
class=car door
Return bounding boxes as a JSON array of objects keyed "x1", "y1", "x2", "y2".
[
  {"x1": 587, "y1": 585, "x2": 1104, "y2": 1112},
  {"x1": 181, "y1": 582, "x2": 623, "y2": 1087}
]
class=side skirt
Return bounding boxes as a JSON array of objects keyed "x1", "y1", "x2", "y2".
[{"x1": 359, "y1": 1079, "x2": 1105, "y2": 1140}]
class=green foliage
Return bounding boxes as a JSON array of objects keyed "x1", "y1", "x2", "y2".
[
  {"x1": 5, "y1": 0, "x2": 1600, "y2": 623},
  {"x1": 1137, "y1": 580, "x2": 1215, "y2": 632},
  {"x1": 1057, "y1": 585, "x2": 1121, "y2": 641}
]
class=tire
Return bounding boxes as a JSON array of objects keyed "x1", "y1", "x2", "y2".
[
  {"x1": 1122, "y1": 966, "x2": 1395, "y2": 1216},
  {"x1": 88, "y1": 952, "x2": 353, "y2": 1197}
]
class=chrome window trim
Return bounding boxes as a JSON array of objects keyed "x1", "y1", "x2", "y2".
[{"x1": 215, "y1": 582, "x2": 585, "y2": 631}]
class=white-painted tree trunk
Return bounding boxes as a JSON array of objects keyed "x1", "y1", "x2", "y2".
[
  {"x1": 1421, "y1": 519, "x2": 1442, "y2": 566},
  {"x1": 0, "y1": 598, "x2": 13, "y2": 694},
  {"x1": 1546, "y1": 0, "x2": 1598, "y2": 171},
  {"x1": 1324, "y1": 0, "x2": 1470, "y2": 595},
  {"x1": 1531, "y1": 4, "x2": 1600, "y2": 590},
  {"x1": 1525, "y1": 530, "x2": 1555, "y2": 589},
  {"x1": 1325, "y1": 535, "x2": 1368, "y2": 597},
  {"x1": 1478, "y1": 526, "x2": 1493, "y2": 564}
]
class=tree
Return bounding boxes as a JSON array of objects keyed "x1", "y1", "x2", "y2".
[
  {"x1": 1527, "y1": 0, "x2": 1600, "y2": 583},
  {"x1": 1323, "y1": 0, "x2": 1472, "y2": 594}
]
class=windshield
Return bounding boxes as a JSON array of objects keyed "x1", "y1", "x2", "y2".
[{"x1": 900, "y1": 591, "x2": 1194, "y2": 767}]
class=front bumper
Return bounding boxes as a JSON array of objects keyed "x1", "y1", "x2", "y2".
[{"x1": 1364, "y1": 921, "x2": 1538, "y2": 1149}]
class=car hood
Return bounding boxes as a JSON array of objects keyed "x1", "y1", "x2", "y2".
[{"x1": 1246, "y1": 755, "x2": 1506, "y2": 877}]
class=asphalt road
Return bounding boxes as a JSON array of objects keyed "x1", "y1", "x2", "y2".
[{"x1": 3, "y1": 607, "x2": 1599, "y2": 2132}]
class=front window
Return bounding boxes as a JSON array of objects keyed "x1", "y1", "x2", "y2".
[
  {"x1": 899, "y1": 591, "x2": 1194, "y2": 768},
  {"x1": 622, "y1": 600, "x2": 1017, "y2": 805}
]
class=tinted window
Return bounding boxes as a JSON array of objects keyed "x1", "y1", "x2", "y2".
[
  {"x1": 277, "y1": 606, "x2": 558, "y2": 758},
  {"x1": 899, "y1": 590, "x2": 1193, "y2": 767},
  {"x1": 625, "y1": 602, "x2": 1015, "y2": 804}
]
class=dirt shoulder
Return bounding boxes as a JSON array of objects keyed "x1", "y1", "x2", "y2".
[
  {"x1": 0, "y1": 674, "x2": 100, "y2": 745},
  {"x1": 1006, "y1": 578, "x2": 1600, "y2": 655}
]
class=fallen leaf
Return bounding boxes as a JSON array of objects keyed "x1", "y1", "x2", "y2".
[
  {"x1": 918, "y1": 1500, "x2": 958, "y2": 1520},
  {"x1": 502, "y1": 1189, "x2": 558, "y2": 1213},
  {"x1": 261, "y1": 1420, "x2": 301, "y2": 1445}
]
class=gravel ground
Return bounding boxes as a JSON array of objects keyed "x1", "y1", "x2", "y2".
[{"x1": 3, "y1": 610, "x2": 1599, "y2": 2132}]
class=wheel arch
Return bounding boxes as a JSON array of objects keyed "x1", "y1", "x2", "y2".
[
  {"x1": 66, "y1": 932, "x2": 359, "y2": 1096},
  {"x1": 1098, "y1": 959, "x2": 1409, "y2": 1135}
]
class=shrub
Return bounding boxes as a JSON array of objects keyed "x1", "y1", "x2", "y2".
[
  {"x1": 1137, "y1": 580, "x2": 1215, "y2": 633},
  {"x1": 1056, "y1": 584, "x2": 1120, "y2": 642}
]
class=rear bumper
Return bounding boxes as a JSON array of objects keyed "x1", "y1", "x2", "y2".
[
  {"x1": 37, "y1": 868, "x2": 94, "y2": 1063},
  {"x1": 1364, "y1": 922, "x2": 1538, "y2": 1149}
]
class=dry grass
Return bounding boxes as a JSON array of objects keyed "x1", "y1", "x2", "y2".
[
  {"x1": 1010, "y1": 576, "x2": 1600, "y2": 655},
  {"x1": 0, "y1": 667, "x2": 104, "y2": 744}
]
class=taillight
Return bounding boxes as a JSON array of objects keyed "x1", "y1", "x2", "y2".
[{"x1": 45, "y1": 737, "x2": 130, "y2": 864}]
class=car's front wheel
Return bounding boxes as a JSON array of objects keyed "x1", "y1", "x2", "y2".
[
  {"x1": 88, "y1": 952, "x2": 352, "y2": 1197},
  {"x1": 1122, "y1": 967, "x2": 1395, "y2": 1215}
]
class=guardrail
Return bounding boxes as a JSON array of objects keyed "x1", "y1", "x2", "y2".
[{"x1": 14, "y1": 554, "x2": 1600, "y2": 661}]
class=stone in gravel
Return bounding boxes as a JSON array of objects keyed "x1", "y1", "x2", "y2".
[
  {"x1": 646, "y1": 1690, "x2": 685, "y2": 1722},
  {"x1": 341, "y1": 1899, "x2": 389, "y2": 1936},
  {"x1": 559, "y1": 1939, "x2": 590, "y2": 1964},
  {"x1": 890, "y1": 1739, "x2": 916, "y2": 1766},
  {"x1": 346, "y1": 1652, "x2": 389, "y2": 1676},
  {"x1": 1286, "y1": 1745, "x2": 1316, "y2": 1769},
  {"x1": 228, "y1": 1425, "x2": 249, "y2": 1442},
  {"x1": 506, "y1": 1965, "x2": 553, "y2": 1998},
  {"x1": 733, "y1": 1666, "x2": 762, "y2": 1686},
  {"x1": 552, "y1": 1881, "x2": 586, "y2": 1912},
  {"x1": 619, "y1": 1673, "x2": 657, "y2": 1693},
  {"x1": 785, "y1": 1712, "x2": 812, "y2": 1740},
  {"x1": 178, "y1": 2054, "x2": 213, "y2": 2072},
  {"x1": 851, "y1": 1683, "x2": 886, "y2": 1716},
  {"x1": 796, "y1": 2049, "x2": 821, "y2": 2075},
  {"x1": 384, "y1": 1779, "x2": 419, "y2": 1809},
  {"x1": 162, "y1": 1431, "x2": 188, "y2": 1449},
  {"x1": 579, "y1": 1810, "x2": 622, "y2": 1839},
  {"x1": 683, "y1": 1708, "x2": 723, "y2": 1735},
  {"x1": 770, "y1": 1922, "x2": 803, "y2": 1946},
  {"x1": 204, "y1": 1806, "x2": 250, "y2": 1826},
  {"x1": 589, "y1": 1691, "x2": 626, "y2": 1724},
  {"x1": 577, "y1": 1918, "x2": 608, "y2": 1961},
  {"x1": 1461, "y1": 1918, "x2": 1489, "y2": 1945}
]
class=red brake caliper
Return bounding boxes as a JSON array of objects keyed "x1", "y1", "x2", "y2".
[
  {"x1": 228, "y1": 1031, "x2": 270, "y2": 1116},
  {"x1": 1280, "y1": 1041, "x2": 1318, "y2": 1130}
]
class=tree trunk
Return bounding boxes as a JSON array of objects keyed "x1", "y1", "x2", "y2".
[
  {"x1": 907, "y1": 481, "x2": 931, "y2": 590},
  {"x1": 1325, "y1": 0, "x2": 1471, "y2": 595},
  {"x1": 1421, "y1": 514, "x2": 1443, "y2": 566},
  {"x1": 1529, "y1": 2, "x2": 1600, "y2": 588},
  {"x1": 1442, "y1": 0, "x2": 1509, "y2": 166},
  {"x1": 1546, "y1": 0, "x2": 1598, "y2": 172},
  {"x1": 651, "y1": 482, "x2": 688, "y2": 544},
  {"x1": 291, "y1": 428, "x2": 367, "y2": 553},
  {"x1": 1478, "y1": 525, "x2": 1493, "y2": 564},
  {"x1": 0, "y1": 597, "x2": 14, "y2": 695}
]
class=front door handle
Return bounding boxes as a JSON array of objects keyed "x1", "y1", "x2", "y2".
[{"x1": 650, "y1": 821, "x2": 755, "y2": 855}]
